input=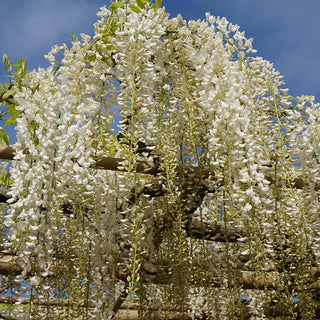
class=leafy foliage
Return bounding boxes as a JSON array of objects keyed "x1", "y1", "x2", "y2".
[{"x1": 0, "y1": 54, "x2": 26, "y2": 125}]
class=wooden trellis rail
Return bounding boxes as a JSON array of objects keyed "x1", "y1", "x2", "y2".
[{"x1": 0, "y1": 145, "x2": 199, "y2": 176}]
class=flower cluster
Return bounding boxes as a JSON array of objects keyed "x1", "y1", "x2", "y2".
[{"x1": 2, "y1": 1, "x2": 320, "y2": 319}]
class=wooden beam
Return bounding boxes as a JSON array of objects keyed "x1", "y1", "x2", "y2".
[
  {"x1": 185, "y1": 219, "x2": 244, "y2": 242},
  {"x1": 0, "y1": 297, "x2": 210, "y2": 320},
  {"x1": 0, "y1": 146, "x2": 15, "y2": 160},
  {"x1": 0, "y1": 145, "x2": 157, "y2": 174},
  {"x1": 0, "y1": 183, "x2": 244, "y2": 243},
  {"x1": 1, "y1": 145, "x2": 318, "y2": 192},
  {"x1": 0, "y1": 146, "x2": 209, "y2": 178},
  {"x1": 0, "y1": 255, "x2": 21, "y2": 276},
  {"x1": 1, "y1": 254, "x2": 319, "y2": 294}
]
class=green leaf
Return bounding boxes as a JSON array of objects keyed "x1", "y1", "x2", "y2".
[
  {"x1": 87, "y1": 55, "x2": 96, "y2": 62},
  {"x1": 5, "y1": 104, "x2": 19, "y2": 120},
  {"x1": 2, "y1": 53, "x2": 11, "y2": 73},
  {"x1": 13, "y1": 57, "x2": 26, "y2": 77},
  {"x1": 103, "y1": 13, "x2": 118, "y2": 36},
  {"x1": 129, "y1": 4, "x2": 141, "y2": 13},
  {"x1": 109, "y1": 1, "x2": 124, "y2": 9},
  {"x1": 31, "y1": 82, "x2": 40, "y2": 94},
  {"x1": 5, "y1": 117, "x2": 17, "y2": 126},
  {"x1": 106, "y1": 44, "x2": 117, "y2": 51},
  {"x1": 8, "y1": 104, "x2": 18, "y2": 118},
  {"x1": 109, "y1": 139, "x2": 118, "y2": 156},
  {"x1": 136, "y1": 0, "x2": 145, "y2": 9},
  {"x1": 2, "y1": 89, "x2": 15, "y2": 100},
  {"x1": 0, "y1": 128, "x2": 10, "y2": 145},
  {"x1": 6, "y1": 98, "x2": 18, "y2": 106},
  {"x1": 109, "y1": 19, "x2": 117, "y2": 34},
  {"x1": 2, "y1": 53, "x2": 9, "y2": 64},
  {"x1": 101, "y1": 56, "x2": 110, "y2": 65},
  {"x1": 68, "y1": 33, "x2": 78, "y2": 42},
  {"x1": 155, "y1": 0, "x2": 162, "y2": 8},
  {"x1": 0, "y1": 171, "x2": 13, "y2": 186},
  {"x1": 3, "y1": 104, "x2": 19, "y2": 126}
]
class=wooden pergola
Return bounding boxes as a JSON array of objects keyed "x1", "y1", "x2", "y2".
[{"x1": 1, "y1": 145, "x2": 320, "y2": 319}]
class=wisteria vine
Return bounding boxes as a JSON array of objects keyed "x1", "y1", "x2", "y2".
[{"x1": 0, "y1": 1, "x2": 320, "y2": 319}]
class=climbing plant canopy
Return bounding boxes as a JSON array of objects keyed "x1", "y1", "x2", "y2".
[{"x1": 1, "y1": 0, "x2": 320, "y2": 319}]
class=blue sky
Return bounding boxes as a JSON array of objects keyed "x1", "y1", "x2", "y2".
[{"x1": 1, "y1": 0, "x2": 320, "y2": 140}]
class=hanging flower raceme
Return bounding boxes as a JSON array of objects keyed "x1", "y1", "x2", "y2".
[{"x1": 2, "y1": 1, "x2": 320, "y2": 319}]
